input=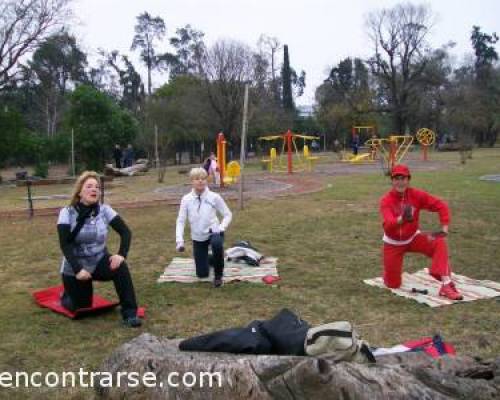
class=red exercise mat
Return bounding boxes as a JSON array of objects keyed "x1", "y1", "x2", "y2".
[
  {"x1": 33, "y1": 285, "x2": 146, "y2": 319},
  {"x1": 33, "y1": 285, "x2": 119, "y2": 319}
]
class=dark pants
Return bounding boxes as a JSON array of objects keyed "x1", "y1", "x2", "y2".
[
  {"x1": 193, "y1": 234, "x2": 224, "y2": 279},
  {"x1": 61, "y1": 256, "x2": 138, "y2": 319},
  {"x1": 114, "y1": 157, "x2": 122, "y2": 169}
]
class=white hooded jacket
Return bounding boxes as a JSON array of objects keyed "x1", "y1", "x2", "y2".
[{"x1": 176, "y1": 187, "x2": 232, "y2": 244}]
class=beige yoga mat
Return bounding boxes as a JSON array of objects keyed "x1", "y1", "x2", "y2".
[
  {"x1": 158, "y1": 257, "x2": 279, "y2": 284},
  {"x1": 364, "y1": 268, "x2": 500, "y2": 307}
]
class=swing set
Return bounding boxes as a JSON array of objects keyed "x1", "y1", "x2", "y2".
[{"x1": 258, "y1": 130, "x2": 320, "y2": 173}]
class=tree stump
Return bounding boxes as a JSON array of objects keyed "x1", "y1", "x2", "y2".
[{"x1": 96, "y1": 333, "x2": 500, "y2": 399}]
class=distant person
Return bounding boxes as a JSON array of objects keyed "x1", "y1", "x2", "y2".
[
  {"x1": 113, "y1": 144, "x2": 122, "y2": 169},
  {"x1": 56, "y1": 171, "x2": 142, "y2": 326},
  {"x1": 202, "y1": 156, "x2": 211, "y2": 173},
  {"x1": 369, "y1": 133, "x2": 378, "y2": 160},
  {"x1": 333, "y1": 138, "x2": 341, "y2": 153},
  {"x1": 175, "y1": 167, "x2": 232, "y2": 288},
  {"x1": 208, "y1": 152, "x2": 220, "y2": 185},
  {"x1": 351, "y1": 133, "x2": 360, "y2": 155},
  {"x1": 123, "y1": 144, "x2": 135, "y2": 168},
  {"x1": 379, "y1": 164, "x2": 463, "y2": 300}
]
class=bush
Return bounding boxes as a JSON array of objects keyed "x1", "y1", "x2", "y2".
[
  {"x1": 68, "y1": 85, "x2": 138, "y2": 172},
  {"x1": 34, "y1": 161, "x2": 49, "y2": 178}
]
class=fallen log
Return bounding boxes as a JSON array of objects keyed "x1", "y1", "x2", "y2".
[
  {"x1": 104, "y1": 159, "x2": 149, "y2": 177},
  {"x1": 96, "y1": 333, "x2": 500, "y2": 399}
]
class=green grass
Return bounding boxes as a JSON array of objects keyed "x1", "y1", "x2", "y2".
[{"x1": 0, "y1": 148, "x2": 499, "y2": 398}]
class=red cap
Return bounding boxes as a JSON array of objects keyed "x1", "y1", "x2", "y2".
[{"x1": 391, "y1": 164, "x2": 411, "y2": 178}]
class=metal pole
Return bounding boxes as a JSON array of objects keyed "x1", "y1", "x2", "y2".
[
  {"x1": 286, "y1": 130, "x2": 293, "y2": 174},
  {"x1": 71, "y1": 128, "x2": 76, "y2": 176},
  {"x1": 155, "y1": 124, "x2": 159, "y2": 169},
  {"x1": 238, "y1": 83, "x2": 249, "y2": 210},
  {"x1": 27, "y1": 180, "x2": 34, "y2": 218}
]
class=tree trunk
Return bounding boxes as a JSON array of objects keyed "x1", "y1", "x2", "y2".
[{"x1": 96, "y1": 333, "x2": 500, "y2": 400}]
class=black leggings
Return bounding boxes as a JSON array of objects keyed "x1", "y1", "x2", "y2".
[
  {"x1": 61, "y1": 255, "x2": 138, "y2": 319},
  {"x1": 193, "y1": 233, "x2": 224, "y2": 279}
]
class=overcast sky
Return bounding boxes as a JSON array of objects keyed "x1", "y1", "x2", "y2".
[{"x1": 72, "y1": 0, "x2": 499, "y2": 106}]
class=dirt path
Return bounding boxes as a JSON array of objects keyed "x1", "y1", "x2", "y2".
[{"x1": 0, "y1": 156, "x2": 453, "y2": 219}]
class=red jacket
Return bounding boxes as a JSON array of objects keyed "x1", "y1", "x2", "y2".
[{"x1": 380, "y1": 187, "x2": 450, "y2": 242}]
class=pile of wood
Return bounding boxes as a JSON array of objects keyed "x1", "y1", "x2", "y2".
[{"x1": 104, "y1": 159, "x2": 149, "y2": 177}]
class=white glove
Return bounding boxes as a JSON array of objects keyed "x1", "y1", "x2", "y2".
[{"x1": 211, "y1": 225, "x2": 221, "y2": 234}]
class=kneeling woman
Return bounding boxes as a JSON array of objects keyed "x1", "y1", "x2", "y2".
[{"x1": 57, "y1": 171, "x2": 141, "y2": 327}]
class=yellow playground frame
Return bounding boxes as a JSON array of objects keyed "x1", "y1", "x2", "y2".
[{"x1": 258, "y1": 131, "x2": 320, "y2": 173}]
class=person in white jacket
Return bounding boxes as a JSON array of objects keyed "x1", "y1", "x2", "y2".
[{"x1": 176, "y1": 167, "x2": 232, "y2": 287}]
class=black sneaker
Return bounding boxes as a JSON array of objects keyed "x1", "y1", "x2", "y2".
[
  {"x1": 213, "y1": 277, "x2": 224, "y2": 288},
  {"x1": 123, "y1": 316, "x2": 142, "y2": 328}
]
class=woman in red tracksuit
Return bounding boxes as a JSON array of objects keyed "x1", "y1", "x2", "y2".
[{"x1": 379, "y1": 164, "x2": 463, "y2": 300}]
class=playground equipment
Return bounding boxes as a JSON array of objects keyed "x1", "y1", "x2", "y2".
[
  {"x1": 365, "y1": 135, "x2": 414, "y2": 174},
  {"x1": 415, "y1": 128, "x2": 436, "y2": 161},
  {"x1": 258, "y1": 130, "x2": 320, "y2": 173},
  {"x1": 216, "y1": 132, "x2": 227, "y2": 187},
  {"x1": 214, "y1": 132, "x2": 241, "y2": 187},
  {"x1": 341, "y1": 125, "x2": 378, "y2": 163},
  {"x1": 364, "y1": 127, "x2": 434, "y2": 174},
  {"x1": 225, "y1": 161, "x2": 241, "y2": 184},
  {"x1": 302, "y1": 144, "x2": 320, "y2": 171},
  {"x1": 338, "y1": 125, "x2": 436, "y2": 173}
]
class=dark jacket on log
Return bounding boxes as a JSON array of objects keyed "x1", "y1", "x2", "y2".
[{"x1": 179, "y1": 308, "x2": 309, "y2": 356}]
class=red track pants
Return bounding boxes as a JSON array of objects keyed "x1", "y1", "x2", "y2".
[{"x1": 383, "y1": 233, "x2": 451, "y2": 288}]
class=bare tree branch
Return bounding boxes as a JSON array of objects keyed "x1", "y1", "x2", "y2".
[
  {"x1": 365, "y1": 3, "x2": 434, "y2": 132},
  {"x1": 0, "y1": 0, "x2": 72, "y2": 90}
]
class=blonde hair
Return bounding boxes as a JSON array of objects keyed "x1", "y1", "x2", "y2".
[
  {"x1": 70, "y1": 171, "x2": 100, "y2": 206},
  {"x1": 189, "y1": 167, "x2": 208, "y2": 180}
]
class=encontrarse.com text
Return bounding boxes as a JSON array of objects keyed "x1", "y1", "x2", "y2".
[{"x1": 0, "y1": 369, "x2": 222, "y2": 389}]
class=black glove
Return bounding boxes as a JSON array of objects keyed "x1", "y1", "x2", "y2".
[
  {"x1": 431, "y1": 230, "x2": 447, "y2": 239},
  {"x1": 176, "y1": 243, "x2": 185, "y2": 252},
  {"x1": 402, "y1": 204, "x2": 414, "y2": 222}
]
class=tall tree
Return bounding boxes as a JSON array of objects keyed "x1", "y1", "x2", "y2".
[
  {"x1": 146, "y1": 75, "x2": 212, "y2": 163},
  {"x1": 68, "y1": 85, "x2": 138, "y2": 170},
  {"x1": 471, "y1": 25, "x2": 498, "y2": 83},
  {"x1": 26, "y1": 31, "x2": 87, "y2": 136},
  {"x1": 131, "y1": 12, "x2": 166, "y2": 95},
  {"x1": 104, "y1": 50, "x2": 145, "y2": 114},
  {"x1": 315, "y1": 57, "x2": 375, "y2": 146},
  {"x1": 162, "y1": 24, "x2": 205, "y2": 79},
  {"x1": 257, "y1": 34, "x2": 281, "y2": 102},
  {"x1": 469, "y1": 26, "x2": 499, "y2": 146},
  {"x1": 405, "y1": 47, "x2": 451, "y2": 134},
  {"x1": 200, "y1": 39, "x2": 255, "y2": 143},
  {"x1": 281, "y1": 44, "x2": 294, "y2": 111},
  {"x1": 0, "y1": 0, "x2": 72, "y2": 91},
  {"x1": 366, "y1": 2, "x2": 434, "y2": 133}
]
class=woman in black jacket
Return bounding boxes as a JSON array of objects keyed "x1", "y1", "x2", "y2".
[{"x1": 57, "y1": 171, "x2": 141, "y2": 327}]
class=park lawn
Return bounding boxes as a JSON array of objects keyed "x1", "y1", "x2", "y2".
[{"x1": 0, "y1": 148, "x2": 499, "y2": 399}]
